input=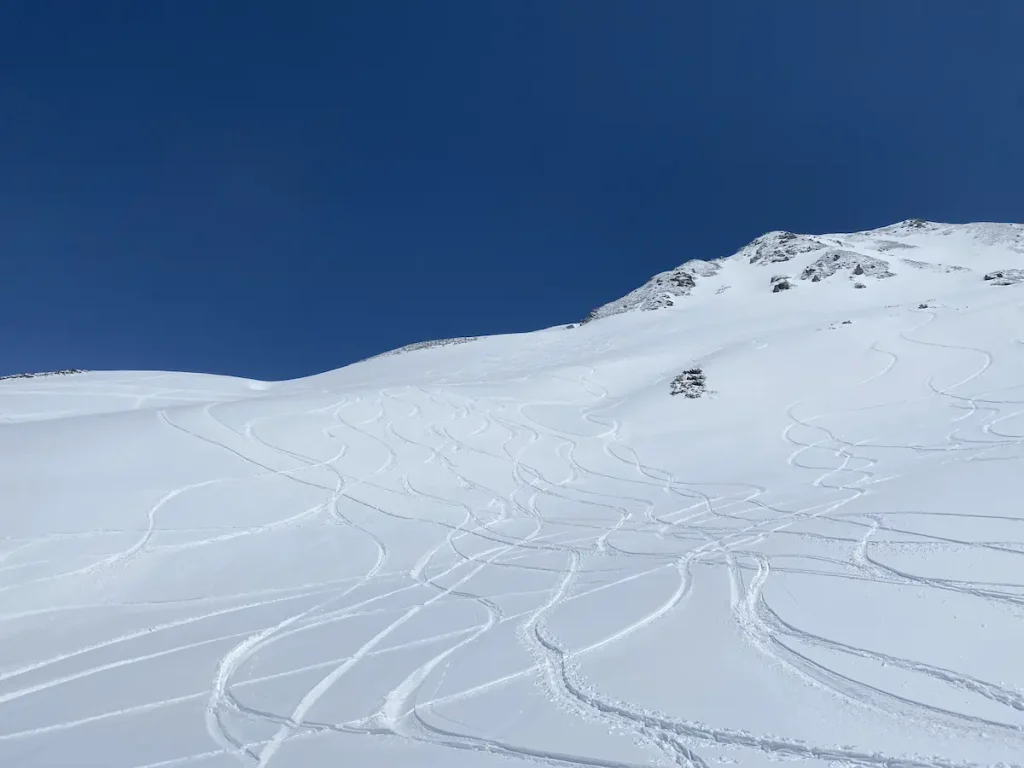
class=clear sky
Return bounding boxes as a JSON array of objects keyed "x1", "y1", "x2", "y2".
[{"x1": 2, "y1": 2, "x2": 1022, "y2": 380}]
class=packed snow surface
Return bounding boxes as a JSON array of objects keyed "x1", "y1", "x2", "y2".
[{"x1": 3, "y1": 220, "x2": 1024, "y2": 768}]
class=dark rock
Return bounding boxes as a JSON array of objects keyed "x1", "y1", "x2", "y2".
[
  {"x1": 982, "y1": 269, "x2": 1024, "y2": 285},
  {"x1": 671, "y1": 368, "x2": 708, "y2": 398}
]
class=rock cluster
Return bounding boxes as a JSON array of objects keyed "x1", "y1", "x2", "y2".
[
  {"x1": 0, "y1": 369, "x2": 86, "y2": 381},
  {"x1": 670, "y1": 368, "x2": 707, "y2": 398}
]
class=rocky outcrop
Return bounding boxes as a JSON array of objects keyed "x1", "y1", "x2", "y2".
[
  {"x1": 983, "y1": 269, "x2": 1024, "y2": 286},
  {"x1": 0, "y1": 369, "x2": 87, "y2": 381},
  {"x1": 670, "y1": 368, "x2": 707, "y2": 398},
  {"x1": 742, "y1": 231, "x2": 828, "y2": 265},
  {"x1": 582, "y1": 260, "x2": 721, "y2": 323},
  {"x1": 365, "y1": 337, "x2": 479, "y2": 361},
  {"x1": 873, "y1": 218, "x2": 944, "y2": 235},
  {"x1": 800, "y1": 251, "x2": 894, "y2": 282}
]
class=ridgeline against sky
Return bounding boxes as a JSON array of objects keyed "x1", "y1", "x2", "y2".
[{"x1": 1, "y1": 2, "x2": 1021, "y2": 379}]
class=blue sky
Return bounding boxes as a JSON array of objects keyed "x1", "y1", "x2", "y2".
[{"x1": 2, "y1": 2, "x2": 1022, "y2": 380}]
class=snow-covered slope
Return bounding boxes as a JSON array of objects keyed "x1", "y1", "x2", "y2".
[{"x1": 3, "y1": 220, "x2": 1024, "y2": 768}]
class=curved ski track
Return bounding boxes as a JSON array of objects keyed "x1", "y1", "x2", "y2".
[{"x1": 3, "y1": 306, "x2": 1024, "y2": 768}]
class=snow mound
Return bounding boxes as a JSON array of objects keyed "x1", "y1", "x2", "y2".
[
  {"x1": 870, "y1": 240, "x2": 919, "y2": 252},
  {"x1": 899, "y1": 258, "x2": 969, "y2": 273}
]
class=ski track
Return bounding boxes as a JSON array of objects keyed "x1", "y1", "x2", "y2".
[{"x1": 4, "y1": 303, "x2": 1024, "y2": 768}]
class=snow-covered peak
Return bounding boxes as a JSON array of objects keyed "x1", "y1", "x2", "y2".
[
  {"x1": 873, "y1": 218, "x2": 1024, "y2": 245},
  {"x1": 583, "y1": 219, "x2": 1024, "y2": 323},
  {"x1": 735, "y1": 230, "x2": 831, "y2": 265},
  {"x1": 871, "y1": 217, "x2": 946, "y2": 235}
]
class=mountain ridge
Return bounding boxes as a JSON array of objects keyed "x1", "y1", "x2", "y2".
[{"x1": 582, "y1": 219, "x2": 1024, "y2": 323}]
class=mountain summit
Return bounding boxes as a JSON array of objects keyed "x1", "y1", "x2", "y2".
[{"x1": 583, "y1": 219, "x2": 1024, "y2": 322}]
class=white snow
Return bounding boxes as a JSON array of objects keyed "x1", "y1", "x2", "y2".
[{"x1": 3, "y1": 220, "x2": 1024, "y2": 768}]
